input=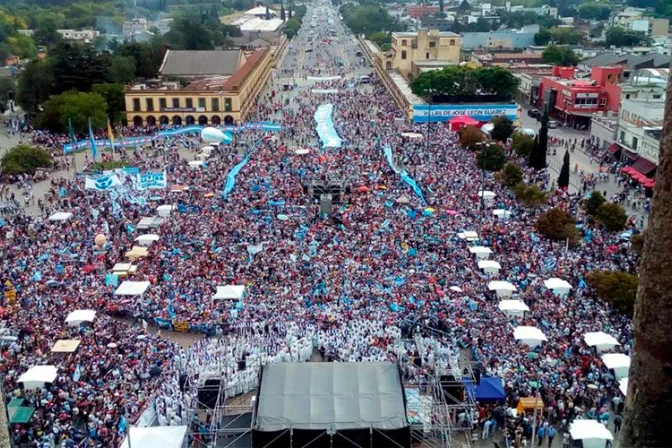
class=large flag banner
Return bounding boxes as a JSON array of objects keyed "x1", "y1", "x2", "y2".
[
  {"x1": 107, "y1": 119, "x2": 115, "y2": 156},
  {"x1": 85, "y1": 174, "x2": 122, "y2": 191},
  {"x1": 88, "y1": 118, "x2": 98, "y2": 161},
  {"x1": 135, "y1": 171, "x2": 168, "y2": 190}
]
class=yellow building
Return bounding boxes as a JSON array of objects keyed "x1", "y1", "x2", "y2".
[
  {"x1": 124, "y1": 45, "x2": 280, "y2": 127},
  {"x1": 390, "y1": 29, "x2": 461, "y2": 79}
]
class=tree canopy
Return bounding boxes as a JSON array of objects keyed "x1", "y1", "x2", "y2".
[
  {"x1": 536, "y1": 208, "x2": 579, "y2": 244},
  {"x1": 339, "y1": 4, "x2": 399, "y2": 35},
  {"x1": 411, "y1": 65, "x2": 519, "y2": 102},
  {"x1": 37, "y1": 91, "x2": 107, "y2": 134},
  {"x1": 490, "y1": 116, "x2": 514, "y2": 142},
  {"x1": 477, "y1": 144, "x2": 506, "y2": 172},
  {"x1": 577, "y1": 2, "x2": 611, "y2": 20},
  {"x1": 542, "y1": 44, "x2": 580, "y2": 66},
  {"x1": 512, "y1": 132, "x2": 535, "y2": 158},
  {"x1": 606, "y1": 26, "x2": 652, "y2": 47},
  {"x1": 587, "y1": 270, "x2": 639, "y2": 315},
  {"x1": 1, "y1": 144, "x2": 53, "y2": 175}
]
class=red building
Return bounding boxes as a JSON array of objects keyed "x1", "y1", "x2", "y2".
[
  {"x1": 537, "y1": 66, "x2": 623, "y2": 126},
  {"x1": 407, "y1": 4, "x2": 440, "y2": 18}
]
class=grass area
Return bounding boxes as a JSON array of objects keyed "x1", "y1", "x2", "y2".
[{"x1": 220, "y1": 11, "x2": 245, "y2": 24}]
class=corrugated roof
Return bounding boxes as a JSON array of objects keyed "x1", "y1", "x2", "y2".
[
  {"x1": 159, "y1": 50, "x2": 242, "y2": 77},
  {"x1": 222, "y1": 48, "x2": 268, "y2": 91},
  {"x1": 581, "y1": 53, "x2": 670, "y2": 69}
]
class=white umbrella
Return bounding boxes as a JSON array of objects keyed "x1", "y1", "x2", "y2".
[
  {"x1": 583, "y1": 332, "x2": 620, "y2": 352},
  {"x1": 478, "y1": 190, "x2": 496, "y2": 199},
  {"x1": 295, "y1": 148, "x2": 310, "y2": 155},
  {"x1": 544, "y1": 278, "x2": 572, "y2": 296},
  {"x1": 449, "y1": 286, "x2": 463, "y2": 292},
  {"x1": 569, "y1": 419, "x2": 613, "y2": 443},
  {"x1": 513, "y1": 326, "x2": 547, "y2": 347},
  {"x1": 468, "y1": 246, "x2": 492, "y2": 259},
  {"x1": 488, "y1": 280, "x2": 517, "y2": 298},
  {"x1": 478, "y1": 260, "x2": 501, "y2": 274},
  {"x1": 498, "y1": 300, "x2": 529, "y2": 317},
  {"x1": 602, "y1": 353, "x2": 631, "y2": 379},
  {"x1": 188, "y1": 160, "x2": 204, "y2": 169},
  {"x1": 492, "y1": 209, "x2": 512, "y2": 219}
]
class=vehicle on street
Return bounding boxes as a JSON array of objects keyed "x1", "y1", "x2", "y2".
[
  {"x1": 527, "y1": 109, "x2": 541, "y2": 119},
  {"x1": 548, "y1": 120, "x2": 558, "y2": 129}
]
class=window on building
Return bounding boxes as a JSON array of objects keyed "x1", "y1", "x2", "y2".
[
  {"x1": 186, "y1": 98, "x2": 193, "y2": 108},
  {"x1": 159, "y1": 98, "x2": 167, "y2": 110},
  {"x1": 225, "y1": 98, "x2": 232, "y2": 112},
  {"x1": 146, "y1": 98, "x2": 154, "y2": 111},
  {"x1": 450, "y1": 39, "x2": 455, "y2": 45},
  {"x1": 401, "y1": 50, "x2": 407, "y2": 60},
  {"x1": 625, "y1": 94, "x2": 631, "y2": 99},
  {"x1": 402, "y1": 39, "x2": 407, "y2": 46},
  {"x1": 212, "y1": 98, "x2": 219, "y2": 111},
  {"x1": 426, "y1": 52, "x2": 430, "y2": 59},
  {"x1": 600, "y1": 98, "x2": 606, "y2": 106},
  {"x1": 623, "y1": 71, "x2": 631, "y2": 79},
  {"x1": 133, "y1": 98, "x2": 140, "y2": 111},
  {"x1": 198, "y1": 98, "x2": 206, "y2": 109},
  {"x1": 172, "y1": 98, "x2": 180, "y2": 108},
  {"x1": 429, "y1": 41, "x2": 436, "y2": 48},
  {"x1": 632, "y1": 136, "x2": 638, "y2": 150},
  {"x1": 620, "y1": 131, "x2": 625, "y2": 143},
  {"x1": 653, "y1": 94, "x2": 662, "y2": 99}
]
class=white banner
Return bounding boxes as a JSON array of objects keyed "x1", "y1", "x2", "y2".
[
  {"x1": 307, "y1": 76, "x2": 342, "y2": 82},
  {"x1": 312, "y1": 89, "x2": 339, "y2": 94},
  {"x1": 135, "y1": 171, "x2": 168, "y2": 190},
  {"x1": 85, "y1": 174, "x2": 122, "y2": 191}
]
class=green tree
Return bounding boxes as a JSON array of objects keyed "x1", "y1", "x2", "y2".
[
  {"x1": 339, "y1": 4, "x2": 398, "y2": 35},
  {"x1": 284, "y1": 17, "x2": 301, "y2": 38},
  {"x1": 577, "y1": 2, "x2": 611, "y2": 20},
  {"x1": 6, "y1": 35, "x2": 37, "y2": 59},
  {"x1": 91, "y1": 83, "x2": 125, "y2": 124},
  {"x1": 542, "y1": 44, "x2": 580, "y2": 66},
  {"x1": 478, "y1": 144, "x2": 506, "y2": 171},
  {"x1": 459, "y1": 125, "x2": 484, "y2": 150},
  {"x1": 50, "y1": 41, "x2": 111, "y2": 93},
  {"x1": 550, "y1": 27, "x2": 586, "y2": 45},
  {"x1": 411, "y1": 65, "x2": 518, "y2": 101},
  {"x1": 514, "y1": 182, "x2": 547, "y2": 207},
  {"x1": 34, "y1": 17, "x2": 62, "y2": 47},
  {"x1": 606, "y1": 26, "x2": 652, "y2": 47},
  {"x1": 587, "y1": 270, "x2": 639, "y2": 315},
  {"x1": 630, "y1": 231, "x2": 646, "y2": 254},
  {"x1": 280, "y1": 3, "x2": 286, "y2": 20},
  {"x1": 490, "y1": 116, "x2": 514, "y2": 142},
  {"x1": 512, "y1": 132, "x2": 535, "y2": 157},
  {"x1": 164, "y1": 17, "x2": 214, "y2": 50},
  {"x1": 17, "y1": 59, "x2": 54, "y2": 114},
  {"x1": 558, "y1": 150, "x2": 570, "y2": 189},
  {"x1": 0, "y1": 144, "x2": 53, "y2": 175},
  {"x1": 367, "y1": 31, "x2": 390, "y2": 47},
  {"x1": 585, "y1": 191, "x2": 606, "y2": 216},
  {"x1": 499, "y1": 162, "x2": 524, "y2": 188},
  {"x1": 529, "y1": 114, "x2": 548, "y2": 170},
  {"x1": 118, "y1": 41, "x2": 161, "y2": 79},
  {"x1": 110, "y1": 55, "x2": 136, "y2": 84},
  {"x1": 38, "y1": 91, "x2": 107, "y2": 134},
  {"x1": 595, "y1": 202, "x2": 627, "y2": 231},
  {"x1": 534, "y1": 27, "x2": 551, "y2": 46},
  {"x1": 536, "y1": 207, "x2": 578, "y2": 243},
  {"x1": 0, "y1": 76, "x2": 15, "y2": 113}
]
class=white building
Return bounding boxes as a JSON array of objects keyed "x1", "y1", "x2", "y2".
[
  {"x1": 617, "y1": 97, "x2": 664, "y2": 170},
  {"x1": 57, "y1": 29, "x2": 100, "y2": 42}
]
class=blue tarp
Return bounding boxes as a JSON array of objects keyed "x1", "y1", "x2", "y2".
[{"x1": 463, "y1": 377, "x2": 506, "y2": 402}]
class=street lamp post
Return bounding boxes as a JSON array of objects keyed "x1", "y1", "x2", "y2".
[{"x1": 425, "y1": 89, "x2": 436, "y2": 153}]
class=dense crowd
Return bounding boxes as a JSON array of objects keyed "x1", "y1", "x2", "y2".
[{"x1": 0, "y1": 4, "x2": 642, "y2": 448}]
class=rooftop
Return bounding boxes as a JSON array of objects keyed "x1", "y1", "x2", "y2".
[
  {"x1": 388, "y1": 71, "x2": 425, "y2": 105},
  {"x1": 473, "y1": 52, "x2": 543, "y2": 62},
  {"x1": 580, "y1": 53, "x2": 670, "y2": 69},
  {"x1": 393, "y1": 31, "x2": 460, "y2": 37},
  {"x1": 239, "y1": 17, "x2": 284, "y2": 32},
  {"x1": 159, "y1": 50, "x2": 242, "y2": 78}
]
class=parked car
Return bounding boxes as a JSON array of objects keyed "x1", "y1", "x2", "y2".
[
  {"x1": 527, "y1": 109, "x2": 541, "y2": 119},
  {"x1": 548, "y1": 120, "x2": 558, "y2": 129}
]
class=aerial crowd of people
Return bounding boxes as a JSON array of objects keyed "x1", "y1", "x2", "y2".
[{"x1": 0, "y1": 3, "x2": 644, "y2": 448}]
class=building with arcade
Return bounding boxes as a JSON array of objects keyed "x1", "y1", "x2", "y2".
[{"x1": 124, "y1": 45, "x2": 282, "y2": 127}]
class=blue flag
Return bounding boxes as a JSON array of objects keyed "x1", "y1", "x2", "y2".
[{"x1": 88, "y1": 118, "x2": 98, "y2": 161}]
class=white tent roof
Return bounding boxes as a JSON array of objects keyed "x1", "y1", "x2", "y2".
[
  {"x1": 544, "y1": 278, "x2": 572, "y2": 290},
  {"x1": 619, "y1": 378, "x2": 628, "y2": 396},
  {"x1": 492, "y1": 209, "x2": 512, "y2": 217},
  {"x1": 18, "y1": 365, "x2": 58, "y2": 387},
  {"x1": 115, "y1": 281, "x2": 150, "y2": 296},
  {"x1": 137, "y1": 217, "x2": 164, "y2": 229},
  {"x1": 135, "y1": 234, "x2": 160, "y2": 242},
  {"x1": 457, "y1": 231, "x2": 479, "y2": 240},
  {"x1": 65, "y1": 309, "x2": 97, "y2": 326},
  {"x1": 498, "y1": 300, "x2": 529, "y2": 313},
  {"x1": 449, "y1": 286, "x2": 463, "y2": 292},
  {"x1": 478, "y1": 190, "x2": 496, "y2": 198},
  {"x1": 478, "y1": 260, "x2": 501, "y2": 270},
  {"x1": 468, "y1": 246, "x2": 492, "y2": 255},
  {"x1": 112, "y1": 262, "x2": 133, "y2": 272},
  {"x1": 601, "y1": 353, "x2": 631, "y2": 370},
  {"x1": 569, "y1": 419, "x2": 613, "y2": 441},
  {"x1": 157, "y1": 205, "x2": 173, "y2": 211},
  {"x1": 120, "y1": 426, "x2": 188, "y2": 448},
  {"x1": 584, "y1": 332, "x2": 620, "y2": 348},
  {"x1": 48, "y1": 212, "x2": 73, "y2": 222},
  {"x1": 488, "y1": 281, "x2": 516, "y2": 292},
  {"x1": 212, "y1": 285, "x2": 246, "y2": 300},
  {"x1": 188, "y1": 160, "x2": 205, "y2": 167},
  {"x1": 513, "y1": 326, "x2": 547, "y2": 342}
]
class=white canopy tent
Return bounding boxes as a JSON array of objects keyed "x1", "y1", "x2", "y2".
[
  {"x1": 569, "y1": 419, "x2": 613, "y2": 448},
  {"x1": 156, "y1": 204, "x2": 174, "y2": 217},
  {"x1": 583, "y1": 332, "x2": 621, "y2": 352},
  {"x1": 135, "y1": 234, "x2": 160, "y2": 246},
  {"x1": 498, "y1": 300, "x2": 529, "y2": 317},
  {"x1": 457, "y1": 231, "x2": 479, "y2": 241},
  {"x1": 544, "y1": 278, "x2": 572, "y2": 296},
  {"x1": 212, "y1": 285, "x2": 246, "y2": 301},
  {"x1": 51, "y1": 339, "x2": 81, "y2": 353},
  {"x1": 137, "y1": 217, "x2": 164, "y2": 230},
  {"x1": 478, "y1": 260, "x2": 501, "y2": 275},
  {"x1": 468, "y1": 246, "x2": 493, "y2": 259},
  {"x1": 488, "y1": 280, "x2": 517, "y2": 298},
  {"x1": 619, "y1": 378, "x2": 628, "y2": 396},
  {"x1": 115, "y1": 281, "x2": 150, "y2": 296},
  {"x1": 18, "y1": 365, "x2": 58, "y2": 390},
  {"x1": 513, "y1": 326, "x2": 548, "y2": 348},
  {"x1": 449, "y1": 286, "x2": 463, "y2": 292},
  {"x1": 48, "y1": 212, "x2": 74, "y2": 222},
  {"x1": 477, "y1": 190, "x2": 496, "y2": 199},
  {"x1": 602, "y1": 353, "x2": 631, "y2": 379},
  {"x1": 120, "y1": 426, "x2": 188, "y2": 448},
  {"x1": 188, "y1": 160, "x2": 205, "y2": 169},
  {"x1": 65, "y1": 309, "x2": 97, "y2": 327},
  {"x1": 492, "y1": 209, "x2": 512, "y2": 219}
]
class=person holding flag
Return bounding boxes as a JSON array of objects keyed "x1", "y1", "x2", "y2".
[
  {"x1": 88, "y1": 117, "x2": 98, "y2": 162},
  {"x1": 107, "y1": 118, "x2": 116, "y2": 160}
]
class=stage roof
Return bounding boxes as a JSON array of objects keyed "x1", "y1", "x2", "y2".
[{"x1": 256, "y1": 363, "x2": 408, "y2": 431}]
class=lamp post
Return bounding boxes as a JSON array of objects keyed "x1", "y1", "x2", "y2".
[{"x1": 425, "y1": 89, "x2": 436, "y2": 153}]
